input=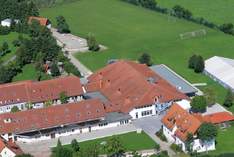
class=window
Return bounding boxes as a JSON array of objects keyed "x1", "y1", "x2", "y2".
[{"x1": 141, "y1": 110, "x2": 153, "y2": 116}]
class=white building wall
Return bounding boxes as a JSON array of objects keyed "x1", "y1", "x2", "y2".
[
  {"x1": 192, "y1": 139, "x2": 215, "y2": 153},
  {"x1": 13, "y1": 121, "x2": 128, "y2": 143},
  {"x1": 162, "y1": 125, "x2": 175, "y2": 143},
  {"x1": 1, "y1": 21, "x2": 11, "y2": 27},
  {"x1": 129, "y1": 104, "x2": 156, "y2": 119},
  {"x1": 0, "y1": 147, "x2": 16, "y2": 157}
]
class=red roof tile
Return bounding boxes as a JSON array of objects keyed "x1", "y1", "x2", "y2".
[
  {"x1": 0, "y1": 99, "x2": 105, "y2": 134},
  {"x1": 0, "y1": 138, "x2": 23, "y2": 155},
  {"x1": 28, "y1": 16, "x2": 49, "y2": 26},
  {"x1": 86, "y1": 61, "x2": 187, "y2": 113},
  {"x1": 162, "y1": 104, "x2": 201, "y2": 141},
  {"x1": 203, "y1": 112, "x2": 234, "y2": 124},
  {"x1": 0, "y1": 76, "x2": 83, "y2": 106}
]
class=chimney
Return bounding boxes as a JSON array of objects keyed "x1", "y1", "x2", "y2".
[{"x1": 117, "y1": 88, "x2": 121, "y2": 95}]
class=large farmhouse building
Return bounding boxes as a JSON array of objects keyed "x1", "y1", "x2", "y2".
[
  {"x1": 0, "y1": 76, "x2": 84, "y2": 113},
  {"x1": 85, "y1": 61, "x2": 187, "y2": 119}
]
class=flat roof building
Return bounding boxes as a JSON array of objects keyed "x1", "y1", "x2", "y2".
[
  {"x1": 150, "y1": 64, "x2": 198, "y2": 96},
  {"x1": 205, "y1": 56, "x2": 234, "y2": 91}
]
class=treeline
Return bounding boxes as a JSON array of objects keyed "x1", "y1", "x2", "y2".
[
  {"x1": 0, "y1": 0, "x2": 38, "y2": 21},
  {"x1": 32, "y1": 0, "x2": 78, "y2": 8},
  {"x1": 122, "y1": 0, "x2": 234, "y2": 36}
]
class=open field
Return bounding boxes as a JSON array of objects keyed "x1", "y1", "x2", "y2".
[
  {"x1": 41, "y1": 0, "x2": 234, "y2": 111},
  {"x1": 157, "y1": 0, "x2": 234, "y2": 25},
  {"x1": 0, "y1": 32, "x2": 18, "y2": 63},
  {"x1": 64, "y1": 131, "x2": 156, "y2": 153}
]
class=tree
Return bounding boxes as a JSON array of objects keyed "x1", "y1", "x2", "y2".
[
  {"x1": 106, "y1": 136, "x2": 125, "y2": 157},
  {"x1": 56, "y1": 16, "x2": 70, "y2": 33},
  {"x1": 185, "y1": 133, "x2": 194, "y2": 154},
  {"x1": 219, "y1": 23, "x2": 234, "y2": 34},
  {"x1": 188, "y1": 54, "x2": 197, "y2": 69},
  {"x1": 50, "y1": 61, "x2": 60, "y2": 77},
  {"x1": 223, "y1": 89, "x2": 233, "y2": 107},
  {"x1": 138, "y1": 53, "x2": 152, "y2": 66},
  {"x1": 198, "y1": 123, "x2": 217, "y2": 142},
  {"x1": 194, "y1": 55, "x2": 204, "y2": 73},
  {"x1": 59, "y1": 91, "x2": 68, "y2": 104},
  {"x1": 11, "y1": 106, "x2": 20, "y2": 113},
  {"x1": 71, "y1": 139, "x2": 80, "y2": 152},
  {"x1": 87, "y1": 33, "x2": 100, "y2": 51},
  {"x1": 172, "y1": 5, "x2": 192, "y2": 19},
  {"x1": 52, "y1": 139, "x2": 73, "y2": 157},
  {"x1": 204, "y1": 87, "x2": 216, "y2": 106},
  {"x1": 191, "y1": 96, "x2": 207, "y2": 113}
]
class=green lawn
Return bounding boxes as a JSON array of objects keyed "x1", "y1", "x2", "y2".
[
  {"x1": 157, "y1": 0, "x2": 234, "y2": 25},
  {"x1": 41, "y1": 0, "x2": 234, "y2": 107},
  {"x1": 0, "y1": 32, "x2": 18, "y2": 63},
  {"x1": 205, "y1": 125, "x2": 234, "y2": 155},
  {"x1": 64, "y1": 131, "x2": 156, "y2": 153},
  {"x1": 13, "y1": 64, "x2": 38, "y2": 81}
]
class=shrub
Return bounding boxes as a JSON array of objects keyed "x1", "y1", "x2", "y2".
[
  {"x1": 0, "y1": 26, "x2": 11, "y2": 35},
  {"x1": 155, "y1": 128, "x2": 167, "y2": 142},
  {"x1": 87, "y1": 33, "x2": 100, "y2": 51},
  {"x1": 170, "y1": 143, "x2": 182, "y2": 153},
  {"x1": 11, "y1": 106, "x2": 20, "y2": 113},
  {"x1": 138, "y1": 53, "x2": 152, "y2": 66}
]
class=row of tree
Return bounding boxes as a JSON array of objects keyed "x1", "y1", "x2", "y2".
[{"x1": 122, "y1": 0, "x2": 234, "y2": 36}]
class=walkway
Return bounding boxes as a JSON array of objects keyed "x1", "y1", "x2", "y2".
[
  {"x1": 132, "y1": 115, "x2": 176, "y2": 157},
  {"x1": 51, "y1": 28, "x2": 93, "y2": 77},
  {"x1": 17, "y1": 124, "x2": 137, "y2": 157}
]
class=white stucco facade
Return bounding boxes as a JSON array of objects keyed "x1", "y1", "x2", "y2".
[
  {"x1": 162, "y1": 125, "x2": 215, "y2": 153},
  {"x1": 0, "y1": 147, "x2": 16, "y2": 157}
]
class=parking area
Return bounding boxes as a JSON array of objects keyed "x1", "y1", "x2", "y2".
[
  {"x1": 132, "y1": 114, "x2": 163, "y2": 135},
  {"x1": 51, "y1": 28, "x2": 88, "y2": 52}
]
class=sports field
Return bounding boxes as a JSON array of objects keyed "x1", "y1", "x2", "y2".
[
  {"x1": 41, "y1": 0, "x2": 234, "y2": 111},
  {"x1": 157, "y1": 0, "x2": 234, "y2": 24}
]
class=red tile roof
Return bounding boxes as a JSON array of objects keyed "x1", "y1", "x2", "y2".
[
  {"x1": 0, "y1": 76, "x2": 83, "y2": 106},
  {"x1": 0, "y1": 138, "x2": 23, "y2": 155},
  {"x1": 0, "y1": 99, "x2": 105, "y2": 134},
  {"x1": 162, "y1": 104, "x2": 201, "y2": 141},
  {"x1": 203, "y1": 112, "x2": 234, "y2": 124},
  {"x1": 28, "y1": 16, "x2": 49, "y2": 26},
  {"x1": 86, "y1": 61, "x2": 187, "y2": 113}
]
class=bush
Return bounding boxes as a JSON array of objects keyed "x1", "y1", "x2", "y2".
[
  {"x1": 0, "y1": 26, "x2": 11, "y2": 35},
  {"x1": 87, "y1": 33, "x2": 100, "y2": 51},
  {"x1": 170, "y1": 143, "x2": 182, "y2": 153},
  {"x1": 64, "y1": 61, "x2": 81, "y2": 76},
  {"x1": 138, "y1": 53, "x2": 152, "y2": 66},
  {"x1": 11, "y1": 106, "x2": 20, "y2": 113},
  {"x1": 155, "y1": 128, "x2": 167, "y2": 142}
]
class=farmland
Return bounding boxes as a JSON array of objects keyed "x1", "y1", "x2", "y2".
[{"x1": 41, "y1": 0, "x2": 234, "y2": 110}]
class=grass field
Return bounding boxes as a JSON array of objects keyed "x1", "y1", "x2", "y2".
[
  {"x1": 157, "y1": 0, "x2": 234, "y2": 25},
  {"x1": 64, "y1": 131, "x2": 156, "y2": 153},
  {"x1": 41, "y1": 0, "x2": 234, "y2": 110},
  {"x1": 13, "y1": 64, "x2": 38, "y2": 81},
  {"x1": 0, "y1": 32, "x2": 18, "y2": 63}
]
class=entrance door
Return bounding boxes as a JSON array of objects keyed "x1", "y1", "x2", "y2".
[
  {"x1": 135, "y1": 112, "x2": 138, "y2": 119},
  {"x1": 50, "y1": 133, "x2": 55, "y2": 139},
  {"x1": 89, "y1": 126, "x2": 91, "y2": 132}
]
